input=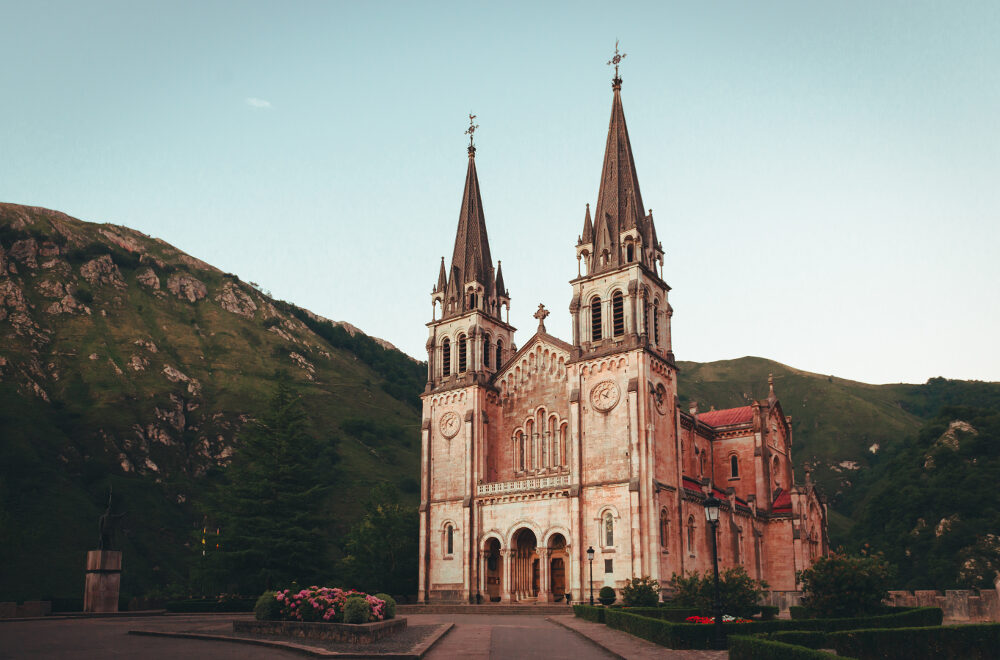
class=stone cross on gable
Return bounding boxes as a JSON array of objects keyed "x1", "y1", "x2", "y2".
[{"x1": 534, "y1": 303, "x2": 549, "y2": 332}]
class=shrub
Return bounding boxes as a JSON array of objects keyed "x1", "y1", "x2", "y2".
[
  {"x1": 797, "y1": 551, "x2": 894, "y2": 618},
  {"x1": 789, "y1": 605, "x2": 812, "y2": 619},
  {"x1": 669, "y1": 566, "x2": 769, "y2": 618},
  {"x1": 254, "y1": 592, "x2": 281, "y2": 620},
  {"x1": 622, "y1": 576, "x2": 659, "y2": 607},
  {"x1": 373, "y1": 593, "x2": 396, "y2": 619},
  {"x1": 828, "y1": 623, "x2": 1000, "y2": 660},
  {"x1": 573, "y1": 604, "x2": 605, "y2": 623},
  {"x1": 75, "y1": 287, "x2": 94, "y2": 304},
  {"x1": 273, "y1": 586, "x2": 387, "y2": 623},
  {"x1": 728, "y1": 635, "x2": 841, "y2": 659},
  {"x1": 343, "y1": 596, "x2": 371, "y2": 624},
  {"x1": 598, "y1": 586, "x2": 616, "y2": 606},
  {"x1": 758, "y1": 605, "x2": 779, "y2": 620}
]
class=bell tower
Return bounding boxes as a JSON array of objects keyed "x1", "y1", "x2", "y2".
[
  {"x1": 569, "y1": 59, "x2": 673, "y2": 363},
  {"x1": 425, "y1": 119, "x2": 515, "y2": 391}
]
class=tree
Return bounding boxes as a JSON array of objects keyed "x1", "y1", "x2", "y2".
[
  {"x1": 669, "y1": 566, "x2": 768, "y2": 618},
  {"x1": 338, "y1": 483, "x2": 417, "y2": 596},
  {"x1": 797, "y1": 551, "x2": 894, "y2": 617},
  {"x1": 198, "y1": 374, "x2": 334, "y2": 594}
]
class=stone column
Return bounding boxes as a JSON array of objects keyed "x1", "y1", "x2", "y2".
[
  {"x1": 500, "y1": 549, "x2": 512, "y2": 602},
  {"x1": 537, "y1": 548, "x2": 550, "y2": 601},
  {"x1": 479, "y1": 548, "x2": 489, "y2": 600},
  {"x1": 418, "y1": 420, "x2": 431, "y2": 602}
]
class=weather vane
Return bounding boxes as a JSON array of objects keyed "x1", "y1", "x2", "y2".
[
  {"x1": 607, "y1": 39, "x2": 627, "y2": 79},
  {"x1": 465, "y1": 113, "x2": 479, "y2": 148}
]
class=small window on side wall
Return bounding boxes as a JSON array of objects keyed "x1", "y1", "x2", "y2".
[
  {"x1": 604, "y1": 559, "x2": 613, "y2": 574},
  {"x1": 730, "y1": 455, "x2": 739, "y2": 479},
  {"x1": 445, "y1": 524, "x2": 454, "y2": 556}
]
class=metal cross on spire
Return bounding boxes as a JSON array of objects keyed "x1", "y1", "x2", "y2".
[
  {"x1": 464, "y1": 113, "x2": 479, "y2": 149},
  {"x1": 607, "y1": 39, "x2": 627, "y2": 80}
]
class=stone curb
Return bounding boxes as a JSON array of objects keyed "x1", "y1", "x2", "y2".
[
  {"x1": 0, "y1": 610, "x2": 167, "y2": 623},
  {"x1": 544, "y1": 616, "x2": 626, "y2": 660},
  {"x1": 127, "y1": 622, "x2": 454, "y2": 658}
]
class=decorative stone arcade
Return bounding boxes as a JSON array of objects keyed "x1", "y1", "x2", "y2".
[{"x1": 511, "y1": 528, "x2": 538, "y2": 601}]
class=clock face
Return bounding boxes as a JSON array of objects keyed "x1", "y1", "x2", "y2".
[
  {"x1": 590, "y1": 380, "x2": 621, "y2": 412},
  {"x1": 439, "y1": 412, "x2": 461, "y2": 438}
]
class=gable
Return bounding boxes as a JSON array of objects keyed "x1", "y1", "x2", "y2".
[{"x1": 493, "y1": 332, "x2": 571, "y2": 399}]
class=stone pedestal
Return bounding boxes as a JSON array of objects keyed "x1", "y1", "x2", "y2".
[{"x1": 84, "y1": 550, "x2": 122, "y2": 613}]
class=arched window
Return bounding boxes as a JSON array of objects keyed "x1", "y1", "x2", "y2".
[
  {"x1": 660, "y1": 509, "x2": 669, "y2": 547},
  {"x1": 446, "y1": 524, "x2": 454, "y2": 555},
  {"x1": 495, "y1": 339, "x2": 503, "y2": 368},
  {"x1": 626, "y1": 242, "x2": 634, "y2": 262},
  {"x1": 458, "y1": 334, "x2": 467, "y2": 372},
  {"x1": 442, "y1": 338, "x2": 451, "y2": 376},
  {"x1": 469, "y1": 292, "x2": 477, "y2": 309},
  {"x1": 526, "y1": 420, "x2": 534, "y2": 470},
  {"x1": 653, "y1": 300, "x2": 660, "y2": 345},
  {"x1": 730, "y1": 455, "x2": 739, "y2": 479},
  {"x1": 516, "y1": 431, "x2": 525, "y2": 471},
  {"x1": 590, "y1": 296, "x2": 603, "y2": 341},
  {"x1": 687, "y1": 516, "x2": 696, "y2": 553},
  {"x1": 483, "y1": 334, "x2": 491, "y2": 368},
  {"x1": 604, "y1": 512, "x2": 614, "y2": 546},
  {"x1": 559, "y1": 423, "x2": 568, "y2": 467},
  {"x1": 612, "y1": 291, "x2": 624, "y2": 337},
  {"x1": 643, "y1": 299, "x2": 649, "y2": 337}
]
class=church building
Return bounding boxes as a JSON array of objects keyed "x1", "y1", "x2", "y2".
[{"x1": 417, "y1": 66, "x2": 828, "y2": 603}]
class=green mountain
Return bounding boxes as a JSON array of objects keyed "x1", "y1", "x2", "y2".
[
  {"x1": 2, "y1": 203, "x2": 997, "y2": 600},
  {"x1": 0, "y1": 203, "x2": 424, "y2": 601}
]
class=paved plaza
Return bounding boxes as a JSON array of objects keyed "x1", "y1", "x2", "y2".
[{"x1": 0, "y1": 612, "x2": 728, "y2": 659}]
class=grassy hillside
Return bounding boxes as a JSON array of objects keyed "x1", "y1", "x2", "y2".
[{"x1": 0, "y1": 203, "x2": 423, "y2": 601}]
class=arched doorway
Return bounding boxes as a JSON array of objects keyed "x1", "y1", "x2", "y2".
[
  {"x1": 548, "y1": 533, "x2": 568, "y2": 602},
  {"x1": 484, "y1": 537, "x2": 502, "y2": 602},
  {"x1": 512, "y1": 528, "x2": 538, "y2": 601}
]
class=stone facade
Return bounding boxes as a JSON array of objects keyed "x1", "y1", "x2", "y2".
[{"x1": 418, "y1": 74, "x2": 828, "y2": 603}]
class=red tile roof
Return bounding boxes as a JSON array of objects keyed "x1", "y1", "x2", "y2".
[
  {"x1": 682, "y1": 476, "x2": 703, "y2": 492},
  {"x1": 697, "y1": 405, "x2": 754, "y2": 427},
  {"x1": 772, "y1": 488, "x2": 792, "y2": 512}
]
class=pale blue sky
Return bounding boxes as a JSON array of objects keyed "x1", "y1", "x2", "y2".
[{"x1": 2, "y1": 1, "x2": 998, "y2": 384}]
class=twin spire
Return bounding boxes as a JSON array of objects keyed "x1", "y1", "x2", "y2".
[{"x1": 580, "y1": 68, "x2": 660, "y2": 275}]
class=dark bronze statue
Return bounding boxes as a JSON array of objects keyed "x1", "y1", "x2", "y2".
[{"x1": 97, "y1": 487, "x2": 126, "y2": 551}]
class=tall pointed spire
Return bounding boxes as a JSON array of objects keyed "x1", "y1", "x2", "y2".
[
  {"x1": 586, "y1": 45, "x2": 659, "y2": 275},
  {"x1": 448, "y1": 143, "x2": 494, "y2": 294},
  {"x1": 435, "y1": 256, "x2": 447, "y2": 293},
  {"x1": 580, "y1": 203, "x2": 593, "y2": 244},
  {"x1": 495, "y1": 260, "x2": 506, "y2": 297}
]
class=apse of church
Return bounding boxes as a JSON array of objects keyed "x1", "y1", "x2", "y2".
[{"x1": 418, "y1": 63, "x2": 828, "y2": 604}]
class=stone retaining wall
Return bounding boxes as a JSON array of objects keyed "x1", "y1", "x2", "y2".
[
  {"x1": 887, "y1": 588, "x2": 1000, "y2": 622},
  {"x1": 0, "y1": 601, "x2": 52, "y2": 618},
  {"x1": 234, "y1": 617, "x2": 406, "y2": 643}
]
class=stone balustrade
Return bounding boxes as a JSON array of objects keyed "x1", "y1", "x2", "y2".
[{"x1": 476, "y1": 473, "x2": 570, "y2": 496}]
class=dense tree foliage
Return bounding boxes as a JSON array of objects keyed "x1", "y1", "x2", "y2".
[
  {"x1": 197, "y1": 375, "x2": 337, "y2": 594},
  {"x1": 797, "y1": 551, "x2": 894, "y2": 617},
  {"x1": 846, "y1": 406, "x2": 1000, "y2": 589},
  {"x1": 669, "y1": 566, "x2": 768, "y2": 618},
  {"x1": 338, "y1": 483, "x2": 418, "y2": 596}
]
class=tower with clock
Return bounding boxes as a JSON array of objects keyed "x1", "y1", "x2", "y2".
[{"x1": 417, "y1": 52, "x2": 828, "y2": 605}]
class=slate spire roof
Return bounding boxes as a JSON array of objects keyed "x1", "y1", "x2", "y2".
[
  {"x1": 580, "y1": 203, "x2": 593, "y2": 244},
  {"x1": 448, "y1": 145, "x2": 494, "y2": 294},
  {"x1": 587, "y1": 76, "x2": 659, "y2": 274}
]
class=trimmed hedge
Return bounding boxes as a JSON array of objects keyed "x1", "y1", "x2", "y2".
[
  {"x1": 621, "y1": 606, "x2": 701, "y2": 621},
  {"x1": 728, "y1": 635, "x2": 845, "y2": 660},
  {"x1": 789, "y1": 605, "x2": 811, "y2": 619},
  {"x1": 760, "y1": 631, "x2": 829, "y2": 649},
  {"x1": 591, "y1": 607, "x2": 943, "y2": 649},
  {"x1": 829, "y1": 623, "x2": 1000, "y2": 660},
  {"x1": 573, "y1": 604, "x2": 605, "y2": 623}
]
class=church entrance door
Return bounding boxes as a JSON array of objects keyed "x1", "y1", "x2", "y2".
[
  {"x1": 485, "y1": 537, "x2": 502, "y2": 602},
  {"x1": 512, "y1": 528, "x2": 538, "y2": 601},
  {"x1": 550, "y1": 557, "x2": 565, "y2": 600}
]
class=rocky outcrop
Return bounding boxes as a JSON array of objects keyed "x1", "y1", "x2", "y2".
[
  {"x1": 99, "y1": 227, "x2": 146, "y2": 254},
  {"x1": 80, "y1": 255, "x2": 126, "y2": 288},
  {"x1": 45, "y1": 294, "x2": 90, "y2": 315},
  {"x1": 9, "y1": 239, "x2": 39, "y2": 269},
  {"x1": 162, "y1": 364, "x2": 201, "y2": 395},
  {"x1": 134, "y1": 338, "x2": 158, "y2": 353},
  {"x1": 136, "y1": 267, "x2": 160, "y2": 290},
  {"x1": 36, "y1": 279, "x2": 66, "y2": 298},
  {"x1": 167, "y1": 273, "x2": 207, "y2": 302},
  {"x1": 129, "y1": 355, "x2": 148, "y2": 371},
  {"x1": 215, "y1": 281, "x2": 257, "y2": 318},
  {"x1": 289, "y1": 351, "x2": 316, "y2": 380}
]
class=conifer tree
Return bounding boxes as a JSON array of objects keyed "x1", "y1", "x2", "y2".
[
  {"x1": 199, "y1": 374, "x2": 334, "y2": 594},
  {"x1": 339, "y1": 483, "x2": 418, "y2": 595}
]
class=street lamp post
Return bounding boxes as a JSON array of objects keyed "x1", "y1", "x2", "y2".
[
  {"x1": 586, "y1": 546, "x2": 595, "y2": 606},
  {"x1": 704, "y1": 494, "x2": 724, "y2": 650}
]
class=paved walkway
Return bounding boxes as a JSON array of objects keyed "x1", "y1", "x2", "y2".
[
  {"x1": 550, "y1": 615, "x2": 728, "y2": 660},
  {"x1": 414, "y1": 614, "x2": 615, "y2": 659}
]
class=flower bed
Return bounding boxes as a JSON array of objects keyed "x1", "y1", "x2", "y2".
[
  {"x1": 685, "y1": 615, "x2": 753, "y2": 624},
  {"x1": 258, "y1": 587, "x2": 393, "y2": 623},
  {"x1": 234, "y1": 618, "x2": 407, "y2": 644}
]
